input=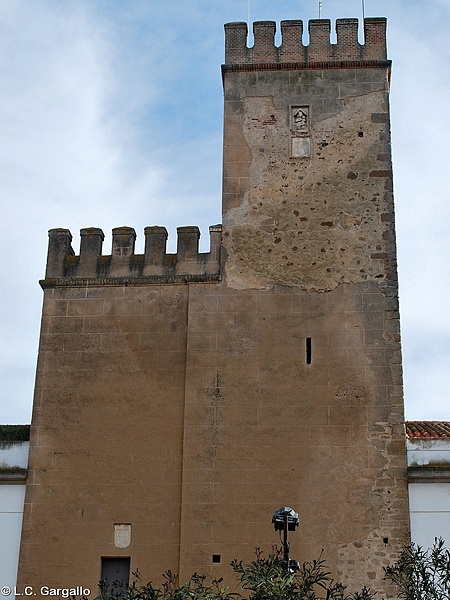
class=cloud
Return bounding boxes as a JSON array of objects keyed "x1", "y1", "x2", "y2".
[
  {"x1": 387, "y1": 7, "x2": 450, "y2": 419},
  {"x1": 390, "y1": 28, "x2": 450, "y2": 324},
  {"x1": 0, "y1": 0, "x2": 227, "y2": 422},
  {"x1": 0, "y1": 1, "x2": 167, "y2": 421},
  {"x1": 403, "y1": 331, "x2": 450, "y2": 420}
]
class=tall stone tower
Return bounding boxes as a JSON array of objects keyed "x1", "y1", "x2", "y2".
[{"x1": 18, "y1": 17, "x2": 409, "y2": 597}]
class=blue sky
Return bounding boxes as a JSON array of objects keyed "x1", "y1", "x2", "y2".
[{"x1": 1, "y1": 0, "x2": 449, "y2": 423}]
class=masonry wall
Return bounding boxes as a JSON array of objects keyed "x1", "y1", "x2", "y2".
[
  {"x1": 179, "y1": 282, "x2": 408, "y2": 591},
  {"x1": 19, "y1": 284, "x2": 190, "y2": 587},
  {"x1": 18, "y1": 17, "x2": 409, "y2": 599},
  {"x1": 211, "y1": 21, "x2": 409, "y2": 590}
]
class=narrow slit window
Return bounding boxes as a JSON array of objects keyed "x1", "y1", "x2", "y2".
[{"x1": 306, "y1": 337, "x2": 312, "y2": 364}]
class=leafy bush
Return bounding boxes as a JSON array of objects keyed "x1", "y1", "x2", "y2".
[
  {"x1": 96, "y1": 569, "x2": 237, "y2": 600},
  {"x1": 94, "y1": 548, "x2": 374, "y2": 600},
  {"x1": 384, "y1": 537, "x2": 450, "y2": 600},
  {"x1": 92, "y1": 540, "x2": 450, "y2": 600},
  {"x1": 231, "y1": 548, "x2": 374, "y2": 600}
]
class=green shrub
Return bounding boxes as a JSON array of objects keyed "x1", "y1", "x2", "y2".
[{"x1": 384, "y1": 537, "x2": 450, "y2": 600}]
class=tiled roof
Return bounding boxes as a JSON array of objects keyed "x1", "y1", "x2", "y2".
[
  {"x1": 0, "y1": 425, "x2": 30, "y2": 441},
  {"x1": 406, "y1": 421, "x2": 450, "y2": 439}
]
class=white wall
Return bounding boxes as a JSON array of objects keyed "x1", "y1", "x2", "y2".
[
  {"x1": 0, "y1": 442, "x2": 29, "y2": 470},
  {"x1": 0, "y1": 485, "x2": 26, "y2": 590},
  {"x1": 407, "y1": 438, "x2": 450, "y2": 548},
  {"x1": 0, "y1": 441, "x2": 29, "y2": 592},
  {"x1": 407, "y1": 438, "x2": 450, "y2": 467},
  {"x1": 409, "y1": 483, "x2": 450, "y2": 548}
]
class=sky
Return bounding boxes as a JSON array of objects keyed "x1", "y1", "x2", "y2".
[{"x1": 0, "y1": 0, "x2": 449, "y2": 424}]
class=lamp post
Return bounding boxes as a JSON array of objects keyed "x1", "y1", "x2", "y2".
[{"x1": 271, "y1": 507, "x2": 299, "y2": 569}]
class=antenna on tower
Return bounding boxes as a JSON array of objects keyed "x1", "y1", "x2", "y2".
[
  {"x1": 362, "y1": 0, "x2": 365, "y2": 20},
  {"x1": 248, "y1": 0, "x2": 251, "y2": 26},
  {"x1": 319, "y1": 0, "x2": 322, "y2": 18}
]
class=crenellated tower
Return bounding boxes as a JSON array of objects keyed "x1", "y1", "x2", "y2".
[
  {"x1": 18, "y1": 17, "x2": 409, "y2": 599},
  {"x1": 221, "y1": 18, "x2": 395, "y2": 292}
]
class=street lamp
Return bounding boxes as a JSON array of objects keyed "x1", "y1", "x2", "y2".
[{"x1": 272, "y1": 507, "x2": 299, "y2": 569}]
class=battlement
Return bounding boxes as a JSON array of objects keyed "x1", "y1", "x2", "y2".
[
  {"x1": 42, "y1": 225, "x2": 222, "y2": 286},
  {"x1": 224, "y1": 18, "x2": 387, "y2": 66}
]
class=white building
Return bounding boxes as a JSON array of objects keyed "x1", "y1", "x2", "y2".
[
  {"x1": 0, "y1": 428, "x2": 29, "y2": 594},
  {"x1": 406, "y1": 421, "x2": 450, "y2": 547}
]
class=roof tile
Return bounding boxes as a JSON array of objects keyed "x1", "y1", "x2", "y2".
[{"x1": 406, "y1": 421, "x2": 450, "y2": 438}]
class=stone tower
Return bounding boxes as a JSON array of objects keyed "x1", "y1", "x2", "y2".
[{"x1": 18, "y1": 17, "x2": 409, "y2": 598}]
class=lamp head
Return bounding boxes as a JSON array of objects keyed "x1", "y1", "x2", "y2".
[{"x1": 272, "y1": 507, "x2": 299, "y2": 531}]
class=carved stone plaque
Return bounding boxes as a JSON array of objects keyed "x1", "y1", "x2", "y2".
[
  {"x1": 291, "y1": 106, "x2": 309, "y2": 132},
  {"x1": 114, "y1": 523, "x2": 132, "y2": 548},
  {"x1": 291, "y1": 137, "x2": 311, "y2": 158}
]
